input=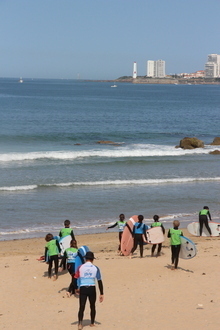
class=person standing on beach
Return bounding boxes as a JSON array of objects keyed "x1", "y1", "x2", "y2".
[
  {"x1": 59, "y1": 219, "x2": 75, "y2": 240},
  {"x1": 45, "y1": 233, "x2": 61, "y2": 280},
  {"x1": 106, "y1": 213, "x2": 126, "y2": 253},
  {"x1": 130, "y1": 215, "x2": 148, "y2": 258},
  {"x1": 199, "y1": 206, "x2": 212, "y2": 236},
  {"x1": 167, "y1": 220, "x2": 183, "y2": 270},
  {"x1": 59, "y1": 239, "x2": 78, "y2": 297},
  {"x1": 151, "y1": 215, "x2": 165, "y2": 257},
  {"x1": 75, "y1": 251, "x2": 104, "y2": 330}
]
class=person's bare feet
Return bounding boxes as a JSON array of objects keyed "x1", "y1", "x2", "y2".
[
  {"x1": 66, "y1": 291, "x2": 71, "y2": 298},
  {"x1": 53, "y1": 275, "x2": 58, "y2": 281},
  {"x1": 78, "y1": 323, "x2": 83, "y2": 330}
]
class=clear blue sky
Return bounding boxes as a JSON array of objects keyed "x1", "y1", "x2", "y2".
[{"x1": 1, "y1": 0, "x2": 220, "y2": 80}]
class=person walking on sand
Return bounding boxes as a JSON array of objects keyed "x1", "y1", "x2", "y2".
[
  {"x1": 130, "y1": 215, "x2": 148, "y2": 258},
  {"x1": 59, "y1": 219, "x2": 75, "y2": 240},
  {"x1": 199, "y1": 206, "x2": 212, "y2": 237},
  {"x1": 75, "y1": 251, "x2": 104, "y2": 329},
  {"x1": 167, "y1": 220, "x2": 183, "y2": 270},
  {"x1": 45, "y1": 233, "x2": 61, "y2": 280},
  {"x1": 151, "y1": 215, "x2": 165, "y2": 257},
  {"x1": 59, "y1": 239, "x2": 78, "y2": 297},
  {"x1": 106, "y1": 213, "x2": 126, "y2": 253}
]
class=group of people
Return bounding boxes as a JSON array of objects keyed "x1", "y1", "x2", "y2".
[
  {"x1": 44, "y1": 219, "x2": 104, "y2": 330},
  {"x1": 43, "y1": 206, "x2": 212, "y2": 328},
  {"x1": 107, "y1": 206, "x2": 213, "y2": 270}
]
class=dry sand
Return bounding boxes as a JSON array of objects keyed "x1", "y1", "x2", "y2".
[{"x1": 0, "y1": 229, "x2": 220, "y2": 330}]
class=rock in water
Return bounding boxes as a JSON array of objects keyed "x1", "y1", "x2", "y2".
[
  {"x1": 179, "y1": 137, "x2": 204, "y2": 149},
  {"x1": 210, "y1": 137, "x2": 220, "y2": 145}
]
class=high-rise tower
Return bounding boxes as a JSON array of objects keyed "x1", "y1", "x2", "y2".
[{"x1": 133, "y1": 62, "x2": 137, "y2": 78}]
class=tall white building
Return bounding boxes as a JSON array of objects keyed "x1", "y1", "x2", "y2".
[
  {"x1": 147, "y1": 60, "x2": 166, "y2": 78},
  {"x1": 133, "y1": 62, "x2": 137, "y2": 78},
  {"x1": 205, "y1": 54, "x2": 220, "y2": 78}
]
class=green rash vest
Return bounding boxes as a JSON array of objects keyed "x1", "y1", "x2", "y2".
[
  {"x1": 45, "y1": 239, "x2": 59, "y2": 256},
  {"x1": 151, "y1": 222, "x2": 162, "y2": 227},
  {"x1": 199, "y1": 209, "x2": 209, "y2": 216},
  {"x1": 169, "y1": 228, "x2": 182, "y2": 245},
  {"x1": 60, "y1": 227, "x2": 72, "y2": 237},
  {"x1": 65, "y1": 247, "x2": 78, "y2": 263}
]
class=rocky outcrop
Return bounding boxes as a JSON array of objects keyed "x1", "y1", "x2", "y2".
[
  {"x1": 209, "y1": 150, "x2": 220, "y2": 155},
  {"x1": 210, "y1": 137, "x2": 220, "y2": 145},
  {"x1": 178, "y1": 137, "x2": 204, "y2": 149}
]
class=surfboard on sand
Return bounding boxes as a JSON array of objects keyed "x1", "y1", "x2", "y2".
[
  {"x1": 120, "y1": 215, "x2": 138, "y2": 256},
  {"x1": 75, "y1": 245, "x2": 90, "y2": 272},
  {"x1": 144, "y1": 226, "x2": 165, "y2": 244},
  {"x1": 187, "y1": 221, "x2": 220, "y2": 237},
  {"x1": 59, "y1": 235, "x2": 72, "y2": 255},
  {"x1": 179, "y1": 236, "x2": 197, "y2": 259}
]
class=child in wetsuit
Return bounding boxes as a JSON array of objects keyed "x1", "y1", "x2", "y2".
[
  {"x1": 60, "y1": 239, "x2": 78, "y2": 297},
  {"x1": 151, "y1": 215, "x2": 165, "y2": 257},
  {"x1": 199, "y1": 206, "x2": 212, "y2": 236},
  {"x1": 45, "y1": 233, "x2": 61, "y2": 280},
  {"x1": 130, "y1": 215, "x2": 148, "y2": 258},
  {"x1": 167, "y1": 220, "x2": 183, "y2": 270},
  {"x1": 106, "y1": 213, "x2": 126, "y2": 253},
  {"x1": 59, "y1": 219, "x2": 75, "y2": 240}
]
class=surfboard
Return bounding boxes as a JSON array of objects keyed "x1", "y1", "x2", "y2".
[
  {"x1": 144, "y1": 226, "x2": 165, "y2": 244},
  {"x1": 120, "y1": 215, "x2": 138, "y2": 256},
  {"x1": 75, "y1": 245, "x2": 90, "y2": 272},
  {"x1": 59, "y1": 235, "x2": 72, "y2": 255},
  {"x1": 187, "y1": 221, "x2": 220, "y2": 237},
  {"x1": 179, "y1": 236, "x2": 197, "y2": 259}
]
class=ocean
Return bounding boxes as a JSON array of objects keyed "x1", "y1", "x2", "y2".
[{"x1": 0, "y1": 78, "x2": 219, "y2": 240}]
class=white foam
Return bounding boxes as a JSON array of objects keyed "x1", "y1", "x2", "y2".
[
  {"x1": 0, "y1": 185, "x2": 37, "y2": 191},
  {"x1": 1, "y1": 177, "x2": 220, "y2": 192},
  {"x1": 0, "y1": 144, "x2": 217, "y2": 162}
]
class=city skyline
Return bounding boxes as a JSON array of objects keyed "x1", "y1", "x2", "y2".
[{"x1": 1, "y1": 1, "x2": 220, "y2": 80}]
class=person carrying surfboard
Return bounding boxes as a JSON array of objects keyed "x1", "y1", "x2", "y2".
[
  {"x1": 151, "y1": 215, "x2": 165, "y2": 257},
  {"x1": 106, "y1": 213, "x2": 126, "y2": 254},
  {"x1": 59, "y1": 219, "x2": 75, "y2": 240},
  {"x1": 59, "y1": 239, "x2": 78, "y2": 297},
  {"x1": 44, "y1": 233, "x2": 61, "y2": 280},
  {"x1": 199, "y1": 206, "x2": 212, "y2": 237},
  {"x1": 167, "y1": 220, "x2": 183, "y2": 270},
  {"x1": 75, "y1": 251, "x2": 104, "y2": 330},
  {"x1": 130, "y1": 215, "x2": 148, "y2": 258}
]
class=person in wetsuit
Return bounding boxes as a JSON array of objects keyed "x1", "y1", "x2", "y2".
[
  {"x1": 60, "y1": 239, "x2": 78, "y2": 297},
  {"x1": 130, "y1": 215, "x2": 148, "y2": 258},
  {"x1": 106, "y1": 214, "x2": 126, "y2": 253},
  {"x1": 151, "y1": 215, "x2": 165, "y2": 257},
  {"x1": 75, "y1": 251, "x2": 104, "y2": 330},
  {"x1": 45, "y1": 233, "x2": 61, "y2": 280},
  {"x1": 199, "y1": 206, "x2": 212, "y2": 237},
  {"x1": 167, "y1": 220, "x2": 183, "y2": 270}
]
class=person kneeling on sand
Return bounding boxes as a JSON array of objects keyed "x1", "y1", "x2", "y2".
[
  {"x1": 75, "y1": 251, "x2": 104, "y2": 329},
  {"x1": 167, "y1": 220, "x2": 183, "y2": 270}
]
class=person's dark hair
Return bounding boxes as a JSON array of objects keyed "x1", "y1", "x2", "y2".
[
  {"x1": 70, "y1": 239, "x2": 77, "y2": 248},
  {"x1": 45, "y1": 233, "x2": 54, "y2": 242},
  {"x1": 203, "y1": 206, "x2": 209, "y2": 210},
  {"x1": 153, "y1": 215, "x2": 159, "y2": 221},
  {"x1": 138, "y1": 215, "x2": 144, "y2": 222},
  {"x1": 64, "y1": 219, "x2": 70, "y2": 227},
  {"x1": 119, "y1": 214, "x2": 125, "y2": 219}
]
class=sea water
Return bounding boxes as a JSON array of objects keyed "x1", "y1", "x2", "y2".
[{"x1": 0, "y1": 78, "x2": 220, "y2": 240}]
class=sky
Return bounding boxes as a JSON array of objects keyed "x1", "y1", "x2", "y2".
[{"x1": 1, "y1": 0, "x2": 220, "y2": 80}]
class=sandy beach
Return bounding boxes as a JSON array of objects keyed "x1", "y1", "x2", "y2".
[{"x1": 1, "y1": 229, "x2": 219, "y2": 330}]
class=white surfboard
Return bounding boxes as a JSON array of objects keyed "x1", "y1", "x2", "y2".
[
  {"x1": 180, "y1": 236, "x2": 197, "y2": 259},
  {"x1": 144, "y1": 226, "x2": 164, "y2": 244},
  {"x1": 187, "y1": 221, "x2": 220, "y2": 237},
  {"x1": 59, "y1": 235, "x2": 72, "y2": 255}
]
